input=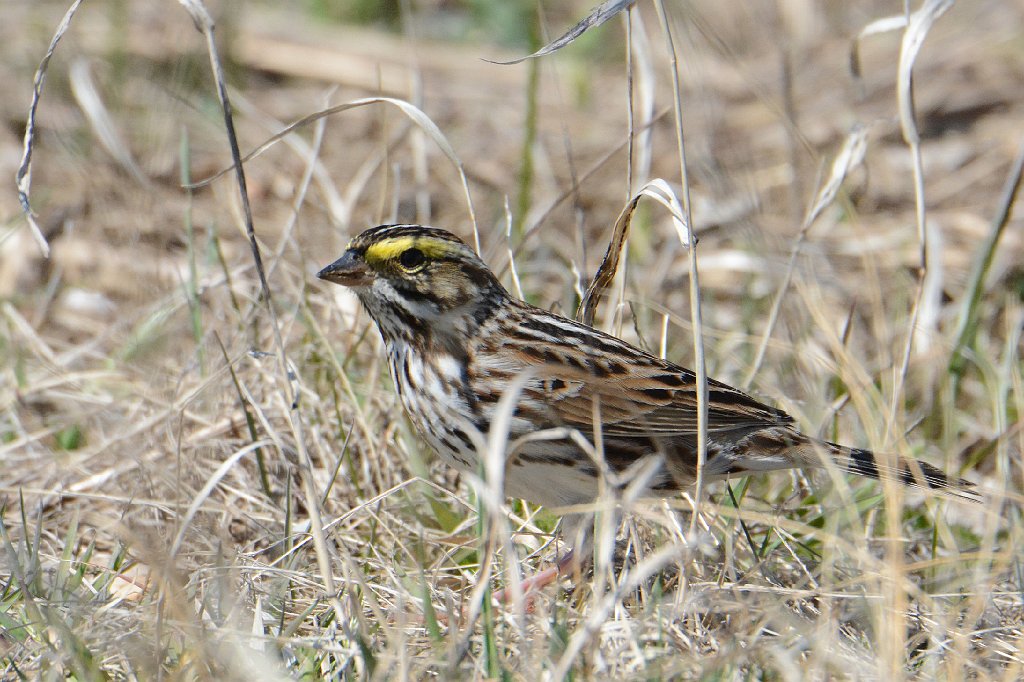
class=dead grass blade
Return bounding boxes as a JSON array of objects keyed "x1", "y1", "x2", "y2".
[
  {"x1": 168, "y1": 439, "x2": 272, "y2": 557},
  {"x1": 849, "y1": 15, "x2": 908, "y2": 80},
  {"x1": 626, "y1": 7, "x2": 655, "y2": 190},
  {"x1": 575, "y1": 190, "x2": 642, "y2": 327},
  {"x1": 176, "y1": 0, "x2": 344, "y2": 635},
  {"x1": 230, "y1": 88, "x2": 350, "y2": 227},
  {"x1": 891, "y1": 0, "x2": 954, "y2": 416},
  {"x1": 15, "y1": 0, "x2": 85, "y2": 258},
  {"x1": 68, "y1": 58, "x2": 151, "y2": 187},
  {"x1": 743, "y1": 125, "x2": 869, "y2": 389},
  {"x1": 577, "y1": 180, "x2": 692, "y2": 327},
  {"x1": 654, "y1": 0, "x2": 707, "y2": 534},
  {"x1": 187, "y1": 95, "x2": 480, "y2": 249},
  {"x1": 485, "y1": 0, "x2": 636, "y2": 65},
  {"x1": 551, "y1": 541, "x2": 693, "y2": 681}
]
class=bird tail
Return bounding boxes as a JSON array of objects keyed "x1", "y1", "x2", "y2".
[{"x1": 810, "y1": 438, "x2": 981, "y2": 503}]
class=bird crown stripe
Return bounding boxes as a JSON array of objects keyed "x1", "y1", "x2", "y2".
[{"x1": 362, "y1": 235, "x2": 460, "y2": 264}]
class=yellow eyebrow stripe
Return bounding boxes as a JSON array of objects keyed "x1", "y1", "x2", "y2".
[{"x1": 363, "y1": 236, "x2": 455, "y2": 264}]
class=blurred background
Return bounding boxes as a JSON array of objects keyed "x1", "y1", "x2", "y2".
[{"x1": 1, "y1": 0, "x2": 1022, "y2": 678}]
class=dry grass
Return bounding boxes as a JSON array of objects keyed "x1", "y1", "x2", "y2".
[{"x1": 1, "y1": 0, "x2": 1022, "y2": 679}]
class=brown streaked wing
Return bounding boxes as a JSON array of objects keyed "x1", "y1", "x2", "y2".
[
  {"x1": 535, "y1": 368, "x2": 792, "y2": 438},
  {"x1": 491, "y1": 315, "x2": 794, "y2": 438}
]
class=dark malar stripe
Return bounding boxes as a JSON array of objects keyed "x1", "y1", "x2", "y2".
[
  {"x1": 381, "y1": 304, "x2": 429, "y2": 339},
  {"x1": 397, "y1": 285, "x2": 444, "y2": 306}
]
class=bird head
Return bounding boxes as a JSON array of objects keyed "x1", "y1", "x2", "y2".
[{"x1": 318, "y1": 224, "x2": 507, "y2": 342}]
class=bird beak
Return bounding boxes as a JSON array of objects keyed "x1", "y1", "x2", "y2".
[{"x1": 317, "y1": 250, "x2": 372, "y2": 287}]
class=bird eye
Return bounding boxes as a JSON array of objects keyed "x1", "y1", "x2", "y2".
[{"x1": 398, "y1": 248, "x2": 425, "y2": 270}]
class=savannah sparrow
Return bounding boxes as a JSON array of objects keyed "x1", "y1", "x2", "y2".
[{"x1": 318, "y1": 224, "x2": 977, "y2": 587}]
